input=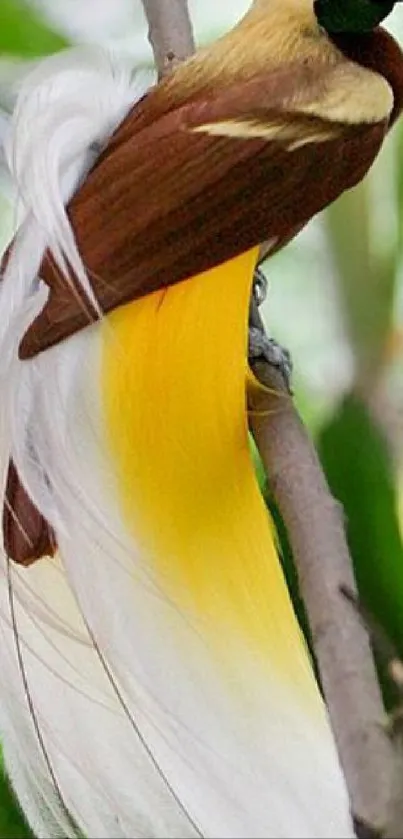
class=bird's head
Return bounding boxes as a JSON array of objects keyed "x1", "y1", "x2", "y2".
[{"x1": 314, "y1": 0, "x2": 401, "y2": 33}]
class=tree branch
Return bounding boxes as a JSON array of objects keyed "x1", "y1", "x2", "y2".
[
  {"x1": 139, "y1": 0, "x2": 400, "y2": 835},
  {"x1": 140, "y1": 0, "x2": 195, "y2": 78}
]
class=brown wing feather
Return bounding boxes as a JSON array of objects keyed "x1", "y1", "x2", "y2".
[
  {"x1": 19, "y1": 60, "x2": 387, "y2": 358},
  {"x1": 3, "y1": 461, "x2": 56, "y2": 565}
]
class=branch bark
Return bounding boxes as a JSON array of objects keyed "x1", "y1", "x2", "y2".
[
  {"x1": 140, "y1": 0, "x2": 195, "y2": 78},
  {"x1": 139, "y1": 0, "x2": 400, "y2": 835}
]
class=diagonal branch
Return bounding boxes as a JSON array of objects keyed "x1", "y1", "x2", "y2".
[{"x1": 139, "y1": 0, "x2": 399, "y2": 835}]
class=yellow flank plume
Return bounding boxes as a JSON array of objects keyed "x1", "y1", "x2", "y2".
[{"x1": 101, "y1": 249, "x2": 316, "y2": 699}]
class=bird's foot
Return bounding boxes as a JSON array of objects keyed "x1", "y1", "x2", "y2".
[
  {"x1": 248, "y1": 267, "x2": 293, "y2": 393},
  {"x1": 248, "y1": 328, "x2": 293, "y2": 392}
]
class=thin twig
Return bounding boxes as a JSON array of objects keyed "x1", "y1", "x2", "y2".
[
  {"x1": 140, "y1": 0, "x2": 195, "y2": 78},
  {"x1": 138, "y1": 0, "x2": 400, "y2": 834}
]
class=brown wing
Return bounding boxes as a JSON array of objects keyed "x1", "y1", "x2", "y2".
[{"x1": 19, "y1": 59, "x2": 389, "y2": 358}]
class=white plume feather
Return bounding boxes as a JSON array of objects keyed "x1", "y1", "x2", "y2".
[{"x1": 3, "y1": 47, "x2": 154, "y2": 321}]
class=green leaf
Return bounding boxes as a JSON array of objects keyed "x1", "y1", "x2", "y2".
[
  {"x1": 0, "y1": 0, "x2": 69, "y2": 58},
  {"x1": 0, "y1": 766, "x2": 32, "y2": 838},
  {"x1": 318, "y1": 393, "x2": 403, "y2": 705}
]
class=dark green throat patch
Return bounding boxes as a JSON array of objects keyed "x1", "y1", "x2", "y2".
[{"x1": 314, "y1": 0, "x2": 395, "y2": 32}]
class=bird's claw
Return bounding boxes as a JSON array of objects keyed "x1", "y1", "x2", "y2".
[
  {"x1": 248, "y1": 328, "x2": 293, "y2": 392},
  {"x1": 252, "y1": 267, "x2": 269, "y2": 307},
  {"x1": 249, "y1": 268, "x2": 293, "y2": 394}
]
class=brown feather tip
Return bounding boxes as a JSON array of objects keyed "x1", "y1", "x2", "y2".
[{"x1": 3, "y1": 460, "x2": 57, "y2": 566}]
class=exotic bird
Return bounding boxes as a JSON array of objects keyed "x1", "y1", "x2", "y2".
[{"x1": 0, "y1": 0, "x2": 402, "y2": 836}]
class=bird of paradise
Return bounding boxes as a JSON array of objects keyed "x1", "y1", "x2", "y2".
[{"x1": 0, "y1": 0, "x2": 402, "y2": 836}]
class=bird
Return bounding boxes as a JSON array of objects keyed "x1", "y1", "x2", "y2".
[{"x1": 0, "y1": 0, "x2": 402, "y2": 836}]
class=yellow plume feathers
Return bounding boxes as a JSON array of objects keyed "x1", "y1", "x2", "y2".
[{"x1": 102, "y1": 249, "x2": 316, "y2": 703}]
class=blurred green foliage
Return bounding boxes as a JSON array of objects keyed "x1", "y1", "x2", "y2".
[
  {"x1": 0, "y1": 765, "x2": 32, "y2": 838},
  {"x1": 0, "y1": 0, "x2": 68, "y2": 58},
  {"x1": 318, "y1": 394, "x2": 403, "y2": 706},
  {"x1": 325, "y1": 179, "x2": 397, "y2": 389}
]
